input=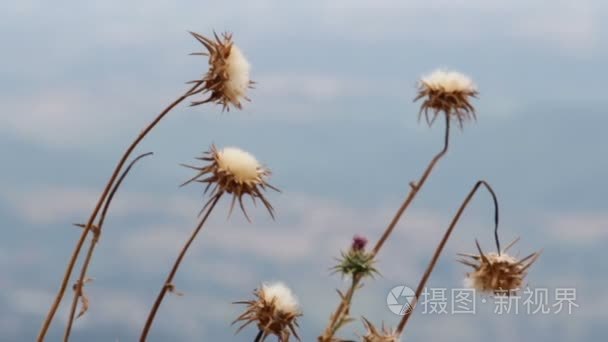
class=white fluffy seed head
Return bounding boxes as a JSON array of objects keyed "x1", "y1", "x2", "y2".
[
  {"x1": 224, "y1": 45, "x2": 251, "y2": 104},
  {"x1": 261, "y1": 282, "x2": 299, "y2": 315},
  {"x1": 216, "y1": 147, "x2": 261, "y2": 184},
  {"x1": 463, "y1": 252, "x2": 524, "y2": 293},
  {"x1": 421, "y1": 69, "x2": 476, "y2": 93}
]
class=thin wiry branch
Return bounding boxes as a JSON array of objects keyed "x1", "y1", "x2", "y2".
[
  {"x1": 38, "y1": 82, "x2": 200, "y2": 342},
  {"x1": 395, "y1": 180, "x2": 499, "y2": 336},
  {"x1": 320, "y1": 113, "x2": 451, "y2": 341},
  {"x1": 140, "y1": 194, "x2": 222, "y2": 341},
  {"x1": 64, "y1": 152, "x2": 153, "y2": 341},
  {"x1": 254, "y1": 329, "x2": 264, "y2": 342},
  {"x1": 372, "y1": 113, "x2": 451, "y2": 256}
]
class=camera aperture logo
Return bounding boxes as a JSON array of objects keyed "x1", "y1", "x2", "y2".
[{"x1": 387, "y1": 285, "x2": 416, "y2": 315}]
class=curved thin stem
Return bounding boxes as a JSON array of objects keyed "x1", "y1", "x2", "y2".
[
  {"x1": 320, "y1": 114, "x2": 451, "y2": 341},
  {"x1": 254, "y1": 329, "x2": 264, "y2": 342},
  {"x1": 395, "y1": 180, "x2": 499, "y2": 336},
  {"x1": 38, "y1": 83, "x2": 200, "y2": 341},
  {"x1": 97, "y1": 152, "x2": 155, "y2": 232},
  {"x1": 488, "y1": 185, "x2": 500, "y2": 253},
  {"x1": 64, "y1": 152, "x2": 153, "y2": 342},
  {"x1": 140, "y1": 193, "x2": 222, "y2": 342}
]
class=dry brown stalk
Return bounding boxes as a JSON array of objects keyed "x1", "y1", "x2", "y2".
[
  {"x1": 395, "y1": 180, "x2": 498, "y2": 336},
  {"x1": 37, "y1": 81, "x2": 202, "y2": 341},
  {"x1": 320, "y1": 113, "x2": 451, "y2": 341},
  {"x1": 63, "y1": 152, "x2": 153, "y2": 341},
  {"x1": 139, "y1": 194, "x2": 222, "y2": 341}
]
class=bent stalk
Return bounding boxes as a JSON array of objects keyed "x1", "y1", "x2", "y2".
[
  {"x1": 320, "y1": 114, "x2": 451, "y2": 341},
  {"x1": 395, "y1": 180, "x2": 498, "y2": 336},
  {"x1": 38, "y1": 82, "x2": 201, "y2": 341},
  {"x1": 64, "y1": 152, "x2": 153, "y2": 341},
  {"x1": 140, "y1": 193, "x2": 222, "y2": 341}
]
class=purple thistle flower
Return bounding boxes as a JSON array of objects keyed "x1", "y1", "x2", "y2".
[{"x1": 352, "y1": 235, "x2": 368, "y2": 252}]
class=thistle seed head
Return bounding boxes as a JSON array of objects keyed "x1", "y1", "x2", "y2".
[
  {"x1": 414, "y1": 69, "x2": 478, "y2": 127},
  {"x1": 458, "y1": 239, "x2": 541, "y2": 294},
  {"x1": 189, "y1": 31, "x2": 253, "y2": 111},
  {"x1": 181, "y1": 145, "x2": 279, "y2": 221},
  {"x1": 233, "y1": 282, "x2": 302, "y2": 342}
]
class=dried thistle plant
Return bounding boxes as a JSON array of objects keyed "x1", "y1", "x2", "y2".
[
  {"x1": 181, "y1": 145, "x2": 278, "y2": 221},
  {"x1": 320, "y1": 70, "x2": 478, "y2": 342},
  {"x1": 373, "y1": 69, "x2": 478, "y2": 256},
  {"x1": 140, "y1": 145, "x2": 277, "y2": 341},
  {"x1": 394, "y1": 180, "x2": 536, "y2": 338},
  {"x1": 189, "y1": 31, "x2": 253, "y2": 110},
  {"x1": 415, "y1": 69, "x2": 478, "y2": 127},
  {"x1": 36, "y1": 26, "x2": 541, "y2": 342},
  {"x1": 233, "y1": 282, "x2": 302, "y2": 342},
  {"x1": 459, "y1": 238, "x2": 541, "y2": 294},
  {"x1": 39, "y1": 31, "x2": 253, "y2": 341}
]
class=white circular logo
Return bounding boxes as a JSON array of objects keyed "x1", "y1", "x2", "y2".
[{"x1": 386, "y1": 285, "x2": 416, "y2": 315}]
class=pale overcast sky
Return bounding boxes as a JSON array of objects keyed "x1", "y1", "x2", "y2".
[{"x1": 1, "y1": 0, "x2": 607, "y2": 341}]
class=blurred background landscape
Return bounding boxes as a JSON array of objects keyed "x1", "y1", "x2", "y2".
[{"x1": 0, "y1": 0, "x2": 606, "y2": 340}]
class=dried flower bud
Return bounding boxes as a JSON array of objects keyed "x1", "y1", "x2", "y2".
[
  {"x1": 181, "y1": 145, "x2": 279, "y2": 221},
  {"x1": 189, "y1": 31, "x2": 253, "y2": 111},
  {"x1": 360, "y1": 318, "x2": 400, "y2": 342},
  {"x1": 233, "y1": 282, "x2": 302, "y2": 342},
  {"x1": 458, "y1": 239, "x2": 541, "y2": 294},
  {"x1": 414, "y1": 69, "x2": 478, "y2": 127}
]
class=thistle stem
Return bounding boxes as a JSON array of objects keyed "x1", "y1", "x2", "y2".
[
  {"x1": 140, "y1": 193, "x2": 222, "y2": 341},
  {"x1": 322, "y1": 273, "x2": 361, "y2": 340},
  {"x1": 38, "y1": 83, "x2": 200, "y2": 341},
  {"x1": 371, "y1": 113, "x2": 450, "y2": 256},
  {"x1": 320, "y1": 114, "x2": 451, "y2": 341},
  {"x1": 395, "y1": 180, "x2": 498, "y2": 336},
  {"x1": 63, "y1": 152, "x2": 153, "y2": 342},
  {"x1": 254, "y1": 329, "x2": 264, "y2": 342}
]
